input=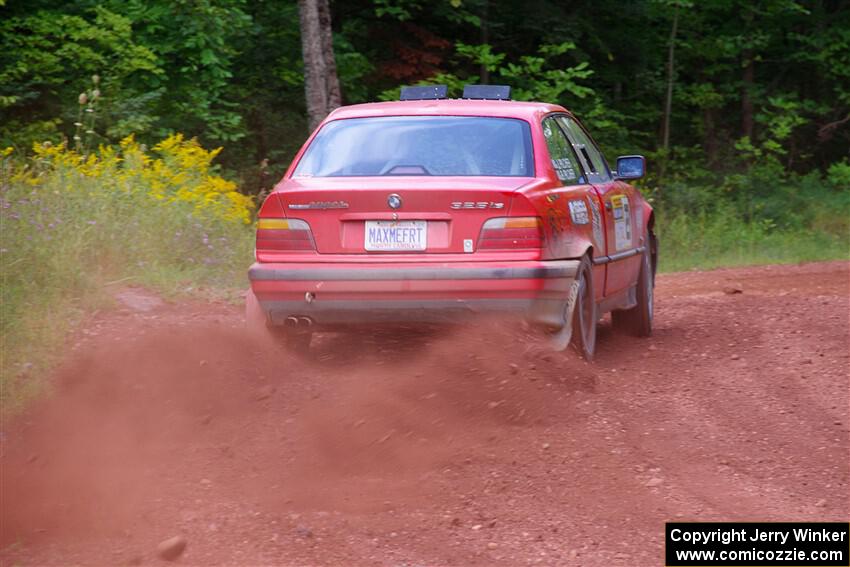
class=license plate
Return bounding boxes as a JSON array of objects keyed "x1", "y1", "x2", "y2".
[{"x1": 365, "y1": 220, "x2": 427, "y2": 251}]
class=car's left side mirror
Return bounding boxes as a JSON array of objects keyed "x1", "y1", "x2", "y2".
[{"x1": 615, "y1": 155, "x2": 646, "y2": 180}]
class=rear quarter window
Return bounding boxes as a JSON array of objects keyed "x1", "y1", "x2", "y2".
[{"x1": 541, "y1": 116, "x2": 585, "y2": 185}]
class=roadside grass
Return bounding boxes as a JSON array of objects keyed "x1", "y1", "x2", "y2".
[
  {"x1": 1, "y1": 138, "x2": 254, "y2": 416},
  {"x1": 653, "y1": 162, "x2": 850, "y2": 272},
  {"x1": 658, "y1": 208, "x2": 849, "y2": 272}
]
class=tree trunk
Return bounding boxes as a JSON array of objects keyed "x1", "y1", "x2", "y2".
[
  {"x1": 741, "y1": 50, "x2": 755, "y2": 140},
  {"x1": 702, "y1": 107, "x2": 718, "y2": 165},
  {"x1": 299, "y1": 0, "x2": 341, "y2": 132},
  {"x1": 317, "y1": 0, "x2": 341, "y2": 109},
  {"x1": 480, "y1": 0, "x2": 489, "y2": 84},
  {"x1": 661, "y1": 4, "x2": 679, "y2": 152},
  {"x1": 740, "y1": 5, "x2": 755, "y2": 140}
]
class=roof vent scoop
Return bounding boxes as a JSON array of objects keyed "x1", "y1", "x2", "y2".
[
  {"x1": 399, "y1": 85, "x2": 448, "y2": 101},
  {"x1": 462, "y1": 84, "x2": 511, "y2": 100}
]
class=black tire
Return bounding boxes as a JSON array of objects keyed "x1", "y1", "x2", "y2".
[
  {"x1": 571, "y1": 255, "x2": 597, "y2": 361},
  {"x1": 612, "y1": 240, "x2": 654, "y2": 337}
]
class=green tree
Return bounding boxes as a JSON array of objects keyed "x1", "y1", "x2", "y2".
[{"x1": 0, "y1": 3, "x2": 159, "y2": 149}]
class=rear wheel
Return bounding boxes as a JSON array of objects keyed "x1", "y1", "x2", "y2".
[
  {"x1": 612, "y1": 239, "x2": 654, "y2": 337},
  {"x1": 571, "y1": 255, "x2": 597, "y2": 361}
]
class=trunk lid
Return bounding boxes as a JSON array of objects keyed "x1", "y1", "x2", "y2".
[{"x1": 274, "y1": 176, "x2": 532, "y2": 254}]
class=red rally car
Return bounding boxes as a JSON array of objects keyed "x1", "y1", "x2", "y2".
[{"x1": 246, "y1": 85, "x2": 657, "y2": 360}]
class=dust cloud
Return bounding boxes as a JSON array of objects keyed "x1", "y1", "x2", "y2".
[{"x1": 1, "y1": 318, "x2": 593, "y2": 545}]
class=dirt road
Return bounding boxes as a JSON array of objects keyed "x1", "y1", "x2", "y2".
[{"x1": 2, "y1": 261, "x2": 848, "y2": 566}]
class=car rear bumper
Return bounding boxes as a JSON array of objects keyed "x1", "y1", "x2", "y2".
[{"x1": 248, "y1": 259, "x2": 579, "y2": 327}]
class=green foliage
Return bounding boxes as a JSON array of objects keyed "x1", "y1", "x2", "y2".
[
  {"x1": 0, "y1": 0, "x2": 252, "y2": 155},
  {"x1": 656, "y1": 166, "x2": 850, "y2": 272},
  {"x1": 377, "y1": 40, "x2": 597, "y2": 108},
  {"x1": 2, "y1": 0, "x2": 847, "y2": 178},
  {"x1": 0, "y1": 5, "x2": 160, "y2": 150},
  {"x1": 334, "y1": 30, "x2": 375, "y2": 103},
  {"x1": 455, "y1": 43, "x2": 505, "y2": 75},
  {"x1": 501, "y1": 44, "x2": 595, "y2": 102},
  {"x1": 113, "y1": 0, "x2": 252, "y2": 144},
  {"x1": 827, "y1": 160, "x2": 850, "y2": 190},
  {"x1": 658, "y1": 204, "x2": 849, "y2": 273},
  {"x1": 374, "y1": 0, "x2": 421, "y2": 21}
]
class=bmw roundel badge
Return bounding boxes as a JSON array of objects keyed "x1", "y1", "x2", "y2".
[{"x1": 387, "y1": 193, "x2": 402, "y2": 209}]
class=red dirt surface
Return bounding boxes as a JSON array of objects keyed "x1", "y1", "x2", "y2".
[{"x1": 1, "y1": 261, "x2": 848, "y2": 566}]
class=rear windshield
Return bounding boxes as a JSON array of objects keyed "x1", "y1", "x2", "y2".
[{"x1": 293, "y1": 116, "x2": 534, "y2": 177}]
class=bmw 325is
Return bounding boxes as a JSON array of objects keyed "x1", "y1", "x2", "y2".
[{"x1": 246, "y1": 85, "x2": 657, "y2": 360}]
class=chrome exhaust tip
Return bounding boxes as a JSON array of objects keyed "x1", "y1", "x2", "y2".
[
  {"x1": 284, "y1": 316, "x2": 299, "y2": 327},
  {"x1": 297, "y1": 316, "x2": 314, "y2": 327}
]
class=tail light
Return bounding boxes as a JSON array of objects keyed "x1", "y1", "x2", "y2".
[
  {"x1": 478, "y1": 217, "x2": 543, "y2": 249},
  {"x1": 256, "y1": 218, "x2": 316, "y2": 251}
]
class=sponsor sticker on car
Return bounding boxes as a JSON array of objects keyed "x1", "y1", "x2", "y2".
[
  {"x1": 612, "y1": 194, "x2": 633, "y2": 251},
  {"x1": 568, "y1": 199, "x2": 590, "y2": 225}
]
